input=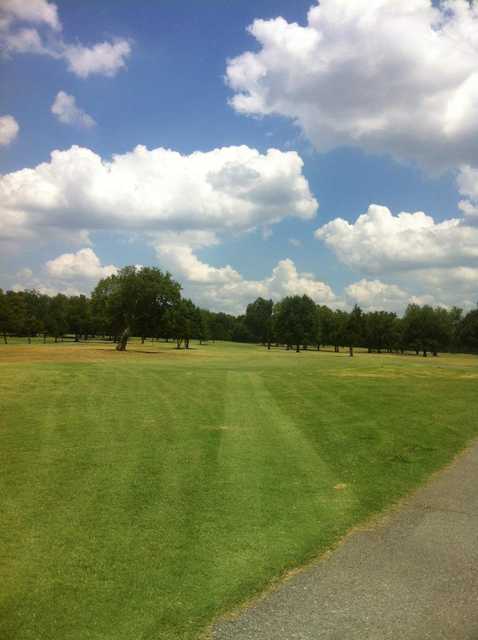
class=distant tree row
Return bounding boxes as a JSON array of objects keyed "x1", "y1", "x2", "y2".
[
  {"x1": 244, "y1": 295, "x2": 477, "y2": 356},
  {"x1": 1, "y1": 266, "x2": 477, "y2": 355}
]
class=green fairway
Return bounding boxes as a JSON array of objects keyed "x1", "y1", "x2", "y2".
[{"x1": 1, "y1": 341, "x2": 477, "y2": 640}]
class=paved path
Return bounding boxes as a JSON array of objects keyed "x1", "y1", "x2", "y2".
[{"x1": 212, "y1": 443, "x2": 478, "y2": 640}]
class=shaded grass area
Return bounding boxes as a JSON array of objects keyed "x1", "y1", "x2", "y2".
[{"x1": 1, "y1": 341, "x2": 477, "y2": 639}]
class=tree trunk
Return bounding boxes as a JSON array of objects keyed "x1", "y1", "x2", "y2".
[
  {"x1": 43, "y1": 333, "x2": 47, "y2": 344},
  {"x1": 116, "y1": 327, "x2": 130, "y2": 351},
  {"x1": 176, "y1": 338, "x2": 181, "y2": 349},
  {"x1": 3, "y1": 332, "x2": 7, "y2": 344},
  {"x1": 267, "y1": 341, "x2": 271, "y2": 350},
  {"x1": 317, "y1": 344, "x2": 321, "y2": 351},
  {"x1": 423, "y1": 350, "x2": 427, "y2": 357},
  {"x1": 334, "y1": 345, "x2": 339, "y2": 353},
  {"x1": 185, "y1": 337, "x2": 190, "y2": 349},
  {"x1": 296, "y1": 344, "x2": 300, "y2": 353},
  {"x1": 141, "y1": 336, "x2": 145, "y2": 344},
  {"x1": 28, "y1": 334, "x2": 31, "y2": 344},
  {"x1": 349, "y1": 345, "x2": 354, "y2": 357},
  {"x1": 432, "y1": 350, "x2": 438, "y2": 357}
]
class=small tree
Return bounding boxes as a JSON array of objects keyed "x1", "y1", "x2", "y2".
[{"x1": 345, "y1": 305, "x2": 364, "y2": 357}]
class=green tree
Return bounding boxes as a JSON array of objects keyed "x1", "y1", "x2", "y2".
[
  {"x1": 344, "y1": 304, "x2": 364, "y2": 357},
  {"x1": 274, "y1": 295, "x2": 317, "y2": 352},
  {"x1": 197, "y1": 309, "x2": 211, "y2": 344},
  {"x1": 166, "y1": 298, "x2": 198, "y2": 349},
  {"x1": 457, "y1": 307, "x2": 478, "y2": 352},
  {"x1": 67, "y1": 295, "x2": 92, "y2": 341},
  {"x1": 0, "y1": 289, "x2": 12, "y2": 343},
  {"x1": 245, "y1": 297, "x2": 274, "y2": 348},
  {"x1": 46, "y1": 294, "x2": 68, "y2": 343},
  {"x1": 331, "y1": 309, "x2": 348, "y2": 352},
  {"x1": 364, "y1": 311, "x2": 397, "y2": 353},
  {"x1": 92, "y1": 266, "x2": 181, "y2": 351}
]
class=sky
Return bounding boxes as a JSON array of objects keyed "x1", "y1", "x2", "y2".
[{"x1": 1, "y1": 0, "x2": 478, "y2": 314}]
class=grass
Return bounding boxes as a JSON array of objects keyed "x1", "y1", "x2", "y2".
[{"x1": 1, "y1": 340, "x2": 477, "y2": 640}]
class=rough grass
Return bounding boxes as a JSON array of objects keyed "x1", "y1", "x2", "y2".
[{"x1": 1, "y1": 340, "x2": 477, "y2": 640}]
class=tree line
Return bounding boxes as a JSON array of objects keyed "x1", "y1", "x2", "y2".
[{"x1": 1, "y1": 265, "x2": 477, "y2": 355}]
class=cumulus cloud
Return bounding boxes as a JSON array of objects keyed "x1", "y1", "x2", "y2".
[
  {"x1": 0, "y1": 0, "x2": 131, "y2": 77},
  {"x1": 315, "y1": 204, "x2": 478, "y2": 273},
  {"x1": 153, "y1": 231, "x2": 241, "y2": 285},
  {"x1": 11, "y1": 248, "x2": 117, "y2": 297},
  {"x1": 46, "y1": 248, "x2": 117, "y2": 280},
  {"x1": 0, "y1": 114, "x2": 19, "y2": 146},
  {"x1": 51, "y1": 91, "x2": 95, "y2": 128},
  {"x1": 315, "y1": 204, "x2": 478, "y2": 309},
  {"x1": 344, "y1": 279, "x2": 409, "y2": 312},
  {"x1": 0, "y1": 144, "x2": 317, "y2": 244},
  {"x1": 187, "y1": 257, "x2": 336, "y2": 314},
  {"x1": 226, "y1": 0, "x2": 478, "y2": 170},
  {"x1": 62, "y1": 40, "x2": 131, "y2": 78},
  {"x1": 152, "y1": 230, "x2": 335, "y2": 313}
]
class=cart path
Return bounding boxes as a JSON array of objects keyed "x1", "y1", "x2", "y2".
[{"x1": 212, "y1": 441, "x2": 478, "y2": 640}]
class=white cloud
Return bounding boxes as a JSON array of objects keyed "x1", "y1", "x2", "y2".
[
  {"x1": 316, "y1": 203, "x2": 478, "y2": 309},
  {"x1": 184, "y1": 258, "x2": 337, "y2": 314},
  {"x1": 344, "y1": 278, "x2": 409, "y2": 312},
  {"x1": 0, "y1": 114, "x2": 19, "y2": 146},
  {"x1": 62, "y1": 40, "x2": 132, "y2": 79},
  {"x1": 1, "y1": 0, "x2": 60, "y2": 31},
  {"x1": 11, "y1": 248, "x2": 117, "y2": 297},
  {"x1": 153, "y1": 231, "x2": 241, "y2": 285},
  {"x1": 226, "y1": 0, "x2": 478, "y2": 170},
  {"x1": 51, "y1": 91, "x2": 95, "y2": 128},
  {"x1": 0, "y1": 0, "x2": 131, "y2": 77},
  {"x1": 0, "y1": 144, "x2": 317, "y2": 243},
  {"x1": 288, "y1": 237, "x2": 302, "y2": 247},
  {"x1": 46, "y1": 248, "x2": 117, "y2": 281},
  {"x1": 153, "y1": 231, "x2": 335, "y2": 313},
  {"x1": 315, "y1": 204, "x2": 478, "y2": 272},
  {"x1": 457, "y1": 165, "x2": 478, "y2": 220},
  {"x1": 405, "y1": 266, "x2": 478, "y2": 309}
]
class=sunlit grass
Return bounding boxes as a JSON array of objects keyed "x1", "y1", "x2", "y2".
[{"x1": 1, "y1": 341, "x2": 477, "y2": 639}]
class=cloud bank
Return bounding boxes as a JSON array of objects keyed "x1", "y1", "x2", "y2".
[
  {"x1": 316, "y1": 204, "x2": 478, "y2": 309},
  {"x1": 0, "y1": 144, "x2": 317, "y2": 245}
]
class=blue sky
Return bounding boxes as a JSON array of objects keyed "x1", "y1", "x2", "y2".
[{"x1": 1, "y1": 0, "x2": 477, "y2": 313}]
